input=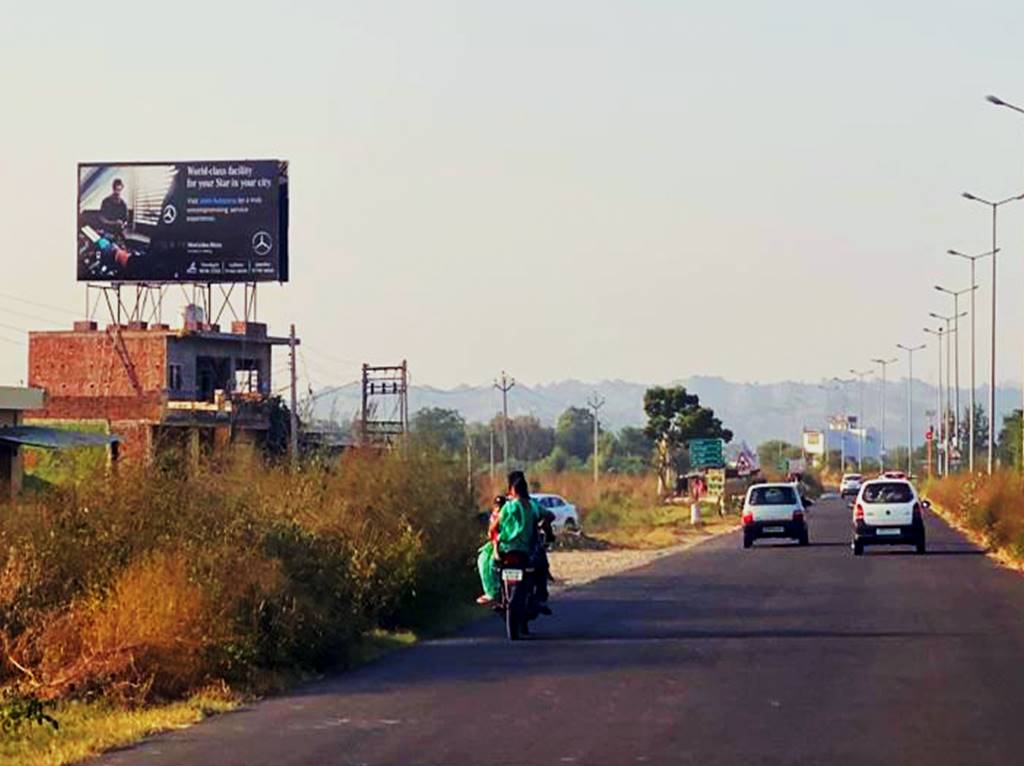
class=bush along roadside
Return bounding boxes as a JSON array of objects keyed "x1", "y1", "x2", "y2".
[{"x1": 0, "y1": 445, "x2": 480, "y2": 722}]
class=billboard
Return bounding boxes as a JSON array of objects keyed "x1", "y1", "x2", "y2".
[
  {"x1": 78, "y1": 160, "x2": 288, "y2": 283},
  {"x1": 802, "y1": 429, "x2": 824, "y2": 456}
]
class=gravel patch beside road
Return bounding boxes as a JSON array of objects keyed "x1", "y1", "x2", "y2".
[{"x1": 548, "y1": 524, "x2": 738, "y2": 591}]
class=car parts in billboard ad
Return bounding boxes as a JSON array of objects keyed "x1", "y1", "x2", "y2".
[{"x1": 77, "y1": 160, "x2": 288, "y2": 283}]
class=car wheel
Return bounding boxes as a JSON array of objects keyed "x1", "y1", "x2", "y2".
[
  {"x1": 743, "y1": 532, "x2": 753, "y2": 549},
  {"x1": 853, "y1": 540, "x2": 864, "y2": 556},
  {"x1": 916, "y1": 535, "x2": 926, "y2": 555},
  {"x1": 799, "y1": 530, "x2": 809, "y2": 546}
]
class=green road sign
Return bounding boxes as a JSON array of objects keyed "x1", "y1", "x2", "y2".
[{"x1": 688, "y1": 438, "x2": 724, "y2": 469}]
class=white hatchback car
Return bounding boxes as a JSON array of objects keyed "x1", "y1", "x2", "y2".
[
  {"x1": 851, "y1": 479, "x2": 927, "y2": 555},
  {"x1": 741, "y1": 483, "x2": 810, "y2": 548},
  {"x1": 840, "y1": 473, "x2": 863, "y2": 498},
  {"x1": 533, "y1": 493, "x2": 580, "y2": 533}
]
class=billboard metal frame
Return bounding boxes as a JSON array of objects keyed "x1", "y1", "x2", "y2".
[{"x1": 86, "y1": 281, "x2": 261, "y2": 327}]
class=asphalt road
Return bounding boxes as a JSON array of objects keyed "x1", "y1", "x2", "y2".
[{"x1": 93, "y1": 497, "x2": 1024, "y2": 765}]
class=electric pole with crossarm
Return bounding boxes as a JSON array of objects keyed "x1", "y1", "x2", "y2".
[
  {"x1": 587, "y1": 392, "x2": 606, "y2": 485},
  {"x1": 494, "y1": 372, "x2": 515, "y2": 473}
]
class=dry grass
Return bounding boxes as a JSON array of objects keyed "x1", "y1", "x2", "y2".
[
  {"x1": 923, "y1": 471, "x2": 1024, "y2": 562},
  {"x1": 0, "y1": 690, "x2": 237, "y2": 766},
  {"x1": 0, "y1": 446, "x2": 479, "y2": 707}
]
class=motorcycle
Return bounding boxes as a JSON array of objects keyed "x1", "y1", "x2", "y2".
[
  {"x1": 492, "y1": 523, "x2": 556, "y2": 641},
  {"x1": 493, "y1": 549, "x2": 542, "y2": 640}
]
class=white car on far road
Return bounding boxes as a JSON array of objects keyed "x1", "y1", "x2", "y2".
[
  {"x1": 533, "y1": 493, "x2": 580, "y2": 533},
  {"x1": 840, "y1": 473, "x2": 863, "y2": 498}
]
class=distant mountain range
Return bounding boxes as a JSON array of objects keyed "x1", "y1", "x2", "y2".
[{"x1": 310, "y1": 376, "x2": 1024, "y2": 448}]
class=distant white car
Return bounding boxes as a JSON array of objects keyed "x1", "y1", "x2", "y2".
[
  {"x1": 852, "y1": 478, "x2": 927, "y2": 555},
  {"x1": 840, "y1": 473, "x2": 863, "y2": 498},
  {"x1": 741, "y1": 482, "x2": 809, "y2": 548},
  {"x1": 533, "y1": 493, "x2": 580, "y2": 533}
]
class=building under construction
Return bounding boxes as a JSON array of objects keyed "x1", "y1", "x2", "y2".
[{"x1": 27, "y1": 319, "x2": 295, "y2": 461}]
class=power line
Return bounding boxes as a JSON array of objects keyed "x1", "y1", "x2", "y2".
[
  {"x1": 0, "y1": 291, "x2": 80, "y2": 317},
  {"x1": 0, "y1": 304, "x2": 65, "y2": 327}
]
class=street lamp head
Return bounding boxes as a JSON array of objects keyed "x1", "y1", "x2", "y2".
[
  {"x1": 947, "y1": 249, "x2": 961, "y2": 256},
  {"x1": 987, "y1": 94, "x2": 1007, "y2": 106},
  {"x1": 962, "y1": 192, "x2": 977, "y2": 201}
]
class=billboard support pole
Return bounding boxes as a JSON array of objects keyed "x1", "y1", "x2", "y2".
[{"x1": 289, "y1": 323, "x2": 299, "y2": 466}]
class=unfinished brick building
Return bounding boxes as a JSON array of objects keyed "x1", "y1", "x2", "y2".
[{"x1": 28, "y1": 320, "x2": 293, "y2": 460}]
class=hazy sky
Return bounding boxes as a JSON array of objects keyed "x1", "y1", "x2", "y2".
[{"x1": 3, "y1": 1, "x2": 1024, "y2": 392}]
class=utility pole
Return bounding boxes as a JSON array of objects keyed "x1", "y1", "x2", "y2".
[
  {"x1": 494, "y1": 372, "x2": 515, "y2": 474},
  {"x1": 289, "y1": 323, "x2": 298, "y2": 466},
  {"x1": 489, "y1": 428, "x2": 495, "y2": 480},
  {"x1": 898, "y1": 343, "x2": 926, "y2": 476},
  {"x1": 465, "y1": 429, "x2": 473, "y2": 494},
  {"x1": 587, "y1": 392, "x2": 606, "y2": 485},
  {"x1": 871, "y1": 357, "x2": 898, "y2": 470}
]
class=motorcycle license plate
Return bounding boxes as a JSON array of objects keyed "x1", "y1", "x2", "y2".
[{"x1": 502, "y1": 569, "x2": 523, "y2": 582}]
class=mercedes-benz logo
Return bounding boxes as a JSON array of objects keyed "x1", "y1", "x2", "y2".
[
  {"x1": 252, "y1": 231, "x2": 273, "y2": 256},
  {"x1": 162, "y1": 204, "x2": 178, "y2": 225}
]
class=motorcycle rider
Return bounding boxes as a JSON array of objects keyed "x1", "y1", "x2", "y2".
[{"x1": 475, "y1": 472, "x2": 543, "y2": 605}]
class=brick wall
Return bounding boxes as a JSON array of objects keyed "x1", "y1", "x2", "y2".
[{"x1": 29, "y1": 329, "x2": 169, "y2": 400}]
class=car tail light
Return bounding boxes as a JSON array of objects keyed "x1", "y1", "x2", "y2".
[
  {"x1": 854, "y1": 503, "x2": 864, "y2": 521},
  {"x1": 793, "y1": 510, "x2": 804, "y2": 522},
  {"x1": 913, "y1": 502, "x2": 922, "y2": 518},
  {"x1": 742, "y1": 511, "x2": 753, "y2": 525}
]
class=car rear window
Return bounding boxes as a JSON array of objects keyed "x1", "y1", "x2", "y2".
[
  {"x1": 843, "y1": 474, "x2": 862, "y2": 481},
  {"x1": 749, "y1": 486, "x2": 798, "y2": 505},
  {"x1": 862, "y1": 482, "x2": 914, "y2": 504}
]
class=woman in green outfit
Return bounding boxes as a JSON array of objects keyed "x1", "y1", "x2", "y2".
[{"x1": 475, "y1": 473, "x2": 540, "y2": 605}]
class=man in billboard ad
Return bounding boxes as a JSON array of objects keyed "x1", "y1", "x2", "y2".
[{"x1": 77, "y1": 160, "x2": 288, "y2": 283}]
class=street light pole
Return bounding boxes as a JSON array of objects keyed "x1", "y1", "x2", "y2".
[
  {"x1": 817, "y1": 382, "x2": 837, "y2": 472},
  {"x1": 871, "y1": 357, "x2": 898, "y2": 471},
  {"x1": 833, "y1": 377, "x2": 853, "y2": 473},
  {"x1": 924, "y1": 327, "x2": 946, "y2": 476},
  {"x1": 897, "y1": 344, "x2": 926, "y2": 476},
  {"x1": 935, "y1": 285, "x2": 976, "y2": 469},
  {"x1": 962, "y1": 186, "x2": 1024, "y2": 473},
  {"x1": 947, "y1": 248, "x2": 997, "y2": 473},
  {"x1": 930, "y1": 312, "x2": 965, "y2": 474},
  {"x1": 850, "y1": 368, "x2": 874, "y2": 472}
]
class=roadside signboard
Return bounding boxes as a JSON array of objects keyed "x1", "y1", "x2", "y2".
[
  {"x1": 802, "y1": 429, "x2": 824, "y2": 456},
  {"x1": 787, "y1": 457, "x2": 807, "y2": 475},
  {"x1": 689, "y1": 438, "x2": 724, "y2": 469},
  {"x1": 705, "y1": 467, "x2": 726, "y2": 499},
  {"x1": 78, "y1": 160, "x2": 289, "y2": 283}
]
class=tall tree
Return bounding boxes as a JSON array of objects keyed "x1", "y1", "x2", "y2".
[
  {"x1": 643, "y1": 386, "x2": 733, "y2": 494},
  {"x1": 997, "y1": 410, "x2": 1023, "y2": 470},
  {"x1": 756, "y1": 440, "x2": 803, "y2": 471},
  {"x1": 555, "y1": 406, "x2": 595, "y2": 463},
  {"x1": 957, "y1": 403, "x2": 989, "y2": 468},
  {"x1": 410, "y1": 407, "x2": 466, "y2": 453}
]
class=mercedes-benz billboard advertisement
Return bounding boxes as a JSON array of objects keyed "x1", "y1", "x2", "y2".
[{"x1": 78, "y1": 160, "x2": 289, "y2": 283}]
